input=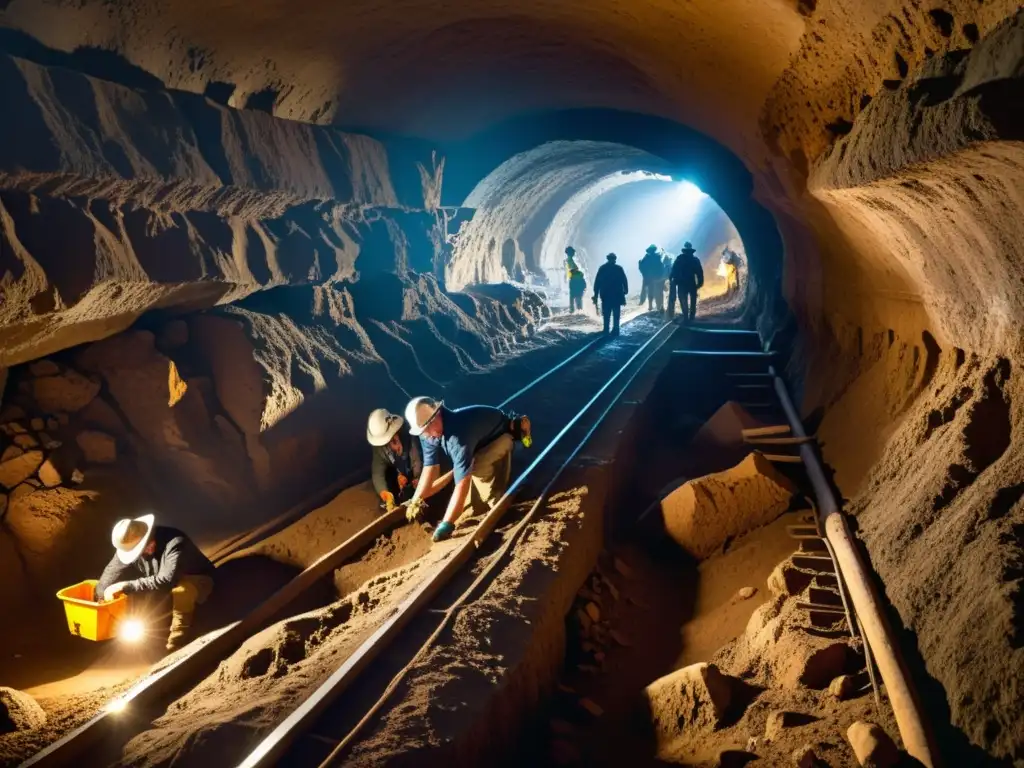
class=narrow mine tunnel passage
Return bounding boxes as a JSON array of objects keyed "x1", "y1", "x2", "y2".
[{"x1": 1, "y1": 2, "x2": 1024, "y2": 767}]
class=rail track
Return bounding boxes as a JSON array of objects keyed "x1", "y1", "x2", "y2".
[
  {"x1": 25, "y1": 318, "x2": 936, "y2": 768},
  {"x1": 23, "y1": 315, "x2": 674, "y2": 768}
]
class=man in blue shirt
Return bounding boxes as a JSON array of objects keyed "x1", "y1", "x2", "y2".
[{"x1": 404, "y1": 396, "x2": 517, "y2": 542}]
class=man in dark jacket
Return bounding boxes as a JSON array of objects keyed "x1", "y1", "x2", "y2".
[
  {"x1": 639, "y1": 245, "x2": 665, "y2": 311},
  {"x1": 367, "y1": 408, "x2": 424, "y2": 511},
  {"x1": 592, "y1": 253, "x2": 629, "y2": 335},
  {"x1": 95, "y1": 514, "x2": 215, "y2": 651},
  {"x1": 669, "y1": 242, "x2": 704, "y2": 322}
]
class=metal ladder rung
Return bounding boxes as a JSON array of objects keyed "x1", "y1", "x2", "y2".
[{"x1": 796, "y1": 602, "x2": 847, "y2": 614}]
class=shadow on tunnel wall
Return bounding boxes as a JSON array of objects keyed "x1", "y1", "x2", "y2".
[
  {"x1": 0, "y1": 27, "x2": 167, "y2": 90},
  {"x1": 436, "y1": 109, "x2": 789, "y2": 333}
]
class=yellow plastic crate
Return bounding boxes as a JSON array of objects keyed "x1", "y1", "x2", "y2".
[{"x1": 56, "y1": 579, "x2": 127, "y2": 641}]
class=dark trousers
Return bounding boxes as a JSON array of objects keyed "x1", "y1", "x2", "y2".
[
  {"x1": 601, "y1": 301, "x2": 621, "y2": 334},
  {"x1": 640, "y1": 278, "x2": 664, "y2": 310},
  {"x1": 569, "y1": 291, "x2": 584, "y2": 312},
  {"x1": 668, "y1": 284, "x2": 698, "y2": 321}
]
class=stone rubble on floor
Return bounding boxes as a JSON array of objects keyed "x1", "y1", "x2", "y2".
[{"x1": 846, "y1": 721, "x2": 901, "y2": 767}]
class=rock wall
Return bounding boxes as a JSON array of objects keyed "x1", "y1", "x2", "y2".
[
  {"x1": 0, "y1": 49, "x2": 552, "y2": 656},
  {"x1": 0, "y1": 51, "x2": 450, "y2": 368},
  {"x1": 789, "y1": 14, "x2": 1024, "y2": 762}
]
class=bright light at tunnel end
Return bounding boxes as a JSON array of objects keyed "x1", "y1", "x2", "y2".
[{"x1": 627, "y1": 172, "x2": 708, "y2": 205}]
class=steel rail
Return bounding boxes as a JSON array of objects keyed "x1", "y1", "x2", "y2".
[
  {"x1": 23, "y1": 326, "x2": 621, "y2": 767},
  {"x1": 237, "y1": 321, "x2": 676, "y2": 767},
  {"x1": 771, "y1": 370, "x2": 940, "y2": 767},
  {"x1": 319, "y1": 321, "x2": 678, "y2": 766}
]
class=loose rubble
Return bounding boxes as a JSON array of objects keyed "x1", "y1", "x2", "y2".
[
  {"x1": 0, "y1": 688, "x2": 46, "y2": 734},
  {"x1": 661, "y1": 451, "x2": 796, "y2": 558}
]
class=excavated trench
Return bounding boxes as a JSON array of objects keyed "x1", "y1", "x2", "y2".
[
  {"x1": 1, "y1": 3, "x2": 1024, "y2": 766},
  {"x1": 497, "y1": 345, "x2": 895, "y2": 768},
  {"x1": 322, "y1": 329, "x2": 905, "y2": 768}
]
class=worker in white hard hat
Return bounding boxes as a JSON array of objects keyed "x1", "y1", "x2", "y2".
[
  {"x1": 366, "y1": 408, "x2": 425, "y2": 513},
  {"x1": 404, "y1": 396, "x2": 531, "y2": 543},
  {"x1": 94, "y1": 515, "x2": 216, "y2": 651}
]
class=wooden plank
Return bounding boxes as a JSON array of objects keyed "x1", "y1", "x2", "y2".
[
  {"x1": 741, "y1": 425, "x2": 791, "y2": 437},
  {"x1": 744, "y1": 435, "x2": 814, "y2": 446},
  {"x1": 762, "y1": 453, "x2": 804, "y2": 464},
  {"x1": 796, "y1": 602, "x2": 846, "y2": 614},
  {"x1": 23, "y1": 507, "x2": 406, "y2": 768}
]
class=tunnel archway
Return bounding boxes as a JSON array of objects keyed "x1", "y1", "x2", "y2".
[{"x1": 439, "y1": 109, "x2": 784, "y2": 324}]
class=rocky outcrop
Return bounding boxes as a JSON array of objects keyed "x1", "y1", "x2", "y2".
[
  {"x1": 660, "y1": 452, "x2": 795, "y2": 559},
  {"x1": 0, "y1": 53, "x2": 433, "y2": 215},
  {"x1": 0, "y1": 51, "x2": 468, "y2": 370},
  {"x1": 0, "y1": 688, "x2": 46, "y2": 734}
]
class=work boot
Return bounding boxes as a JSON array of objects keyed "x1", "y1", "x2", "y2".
[
  {"x1": 166, "y1": 610, "x2": 193, "y2": 652},
  {"x1": 432, "y1": 521, "x2": 455, "y2": 543}
]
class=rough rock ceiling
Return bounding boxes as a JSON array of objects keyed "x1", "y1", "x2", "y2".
[{"x1": 2, "y1": 0, "x2": 807, "y2": 162}]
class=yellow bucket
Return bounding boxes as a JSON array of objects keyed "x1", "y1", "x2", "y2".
[{"x1": 56, "y1": 579, "x2": 127, "y2": 641}]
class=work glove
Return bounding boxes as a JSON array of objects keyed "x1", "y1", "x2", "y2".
[
  {"x1": 406, "y1": 496, "x2": 427, "y2": 522},
  {"x1": 397, "y1": 473, "x2": 408, "y2": 491},
  {"x1": 380, "y1": 490, "x2": 397, "y2": 513},
  {"x1": 508, "y1": 414, "x2": 533, "y2": 448}
]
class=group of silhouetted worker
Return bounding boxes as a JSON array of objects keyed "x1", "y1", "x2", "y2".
[{"x1": 564, "y1": 243, "x2": 705, "y2": 335}]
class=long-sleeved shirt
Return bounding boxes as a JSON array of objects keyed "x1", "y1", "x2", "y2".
[
  {"x1": 592, "y1": 262, "x2": 629, "y2": 303},
  {"x1": 639, "y1": 252, "x2": 663, "y2": 279},
  {"x1": 671, "y1": 254, "x2": 705, "y2": 291},
  {"x1": 94, "y1": 526, "x2": 215, "y2": 601},
  {"x1": 371, "y1": 433, "x2": 423, "y2": 500},
  {"x1": 568, "y1": 270, "x2": 587, "y2": 296}
]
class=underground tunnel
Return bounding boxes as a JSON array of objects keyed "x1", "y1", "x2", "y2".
[{"x1": 0, "y1": 1, "x2": 1022, "y2": 767}]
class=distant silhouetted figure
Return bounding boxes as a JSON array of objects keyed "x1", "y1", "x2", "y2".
[
  {"x1": 669, "y1": 242, "x2": 704, "y2": 323},
  {"x1": 639, "y1": 245, "x2": 665, "y2": 312},
  {"x1": 564, "y1": 246, "x2": 580, "y2": 279},
  {"x1": 593, "y1": 253, "x2": 628, "y2": 335},
  {"x1": 721, "y1": 247, "x2": 741, "y2": 295},
  {"x1": 568, "y1": 268, "x2": 587, "y2": 313}
]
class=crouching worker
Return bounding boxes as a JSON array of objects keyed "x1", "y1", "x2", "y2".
[
  {"x1": 94, "y1": 514, "x2": 216, "y2": 651},
  {"x1": 404, "y1": 397, "x2": 531, "y2": 543},
  {"x1": 367, "y1": 408, "x2": 423, "y2": 512}
]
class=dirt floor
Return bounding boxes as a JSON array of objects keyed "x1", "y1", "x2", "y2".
[
  {"x1": 521, "y1": 518, "x2": 899, "y2": 767},
  {"x1": 0, "y1": 310, "x2": 667, "y2": 767}
]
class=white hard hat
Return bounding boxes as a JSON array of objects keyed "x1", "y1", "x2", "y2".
[
  {"x1": 111, "y1": 514, "x2": 155, "y2": 565},
  {"x1": 366, "y1": 409, "x2": 404, "y2": 447},
  {"x1": 405, "y1": 396, "x2": 442, "y2": 437}
]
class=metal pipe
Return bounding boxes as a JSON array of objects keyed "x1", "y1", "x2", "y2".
[{"x1": 771, "y1": 371, "x2": 939, "y2": 767}]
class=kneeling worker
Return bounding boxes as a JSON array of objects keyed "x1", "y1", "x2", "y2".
[
  {"x1": 95, "y1": 514, "x2": 216, "y2": 651},
  {"x1": 367, "y1": 408, "x2": 423, "y2": 512},
  {"x1": 404, "y1": 397, "x2": 531, "y2": 543}
]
